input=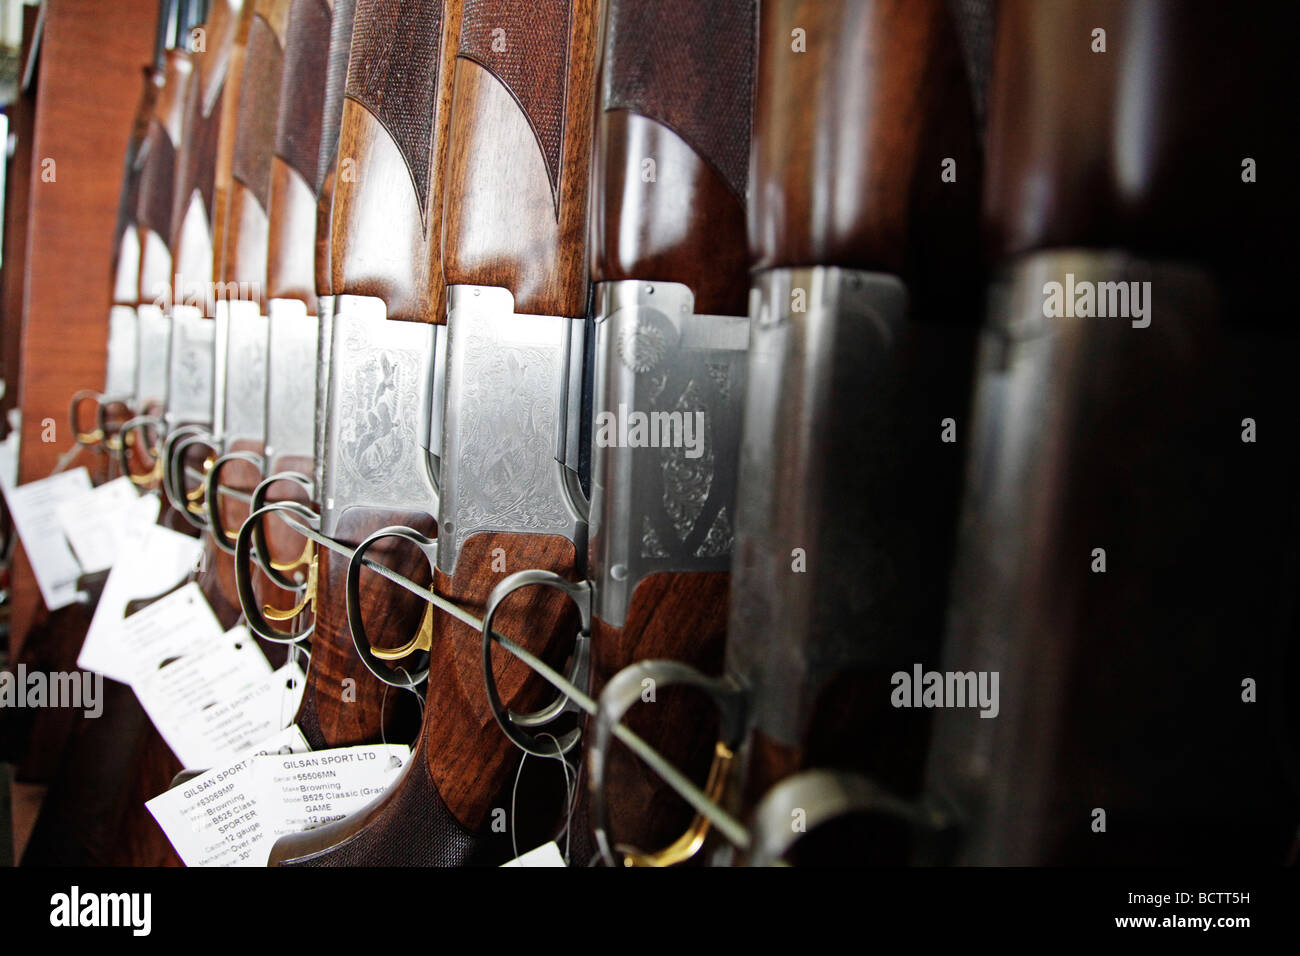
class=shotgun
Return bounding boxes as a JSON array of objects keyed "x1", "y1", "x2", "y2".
[
  {"x1": 271, "y1": 0, "x2": 599, "y2": 866},
  {"x1": 254, "y1": 0, "x2": 459, "y2": 770},
  {"x1": 192, "y1": 0, "x2": 304, "y2": 636},
  {"x1": 234, "y1": 0, "x2": 355, "y2": 700},
  {"x1": 592, "y1": 0, "x2": 986, "y2": 866},
  {"x1": 919, "y1": 0, "x2": 1299, "y2": 866},
  {"x1": 122, "y1": 2, "x2": 203, "y2": 493},
  {"x1": 493, "y1": 0, "x2": 756, "y2": 867},
  {"x1": 147, "y1": 0, "x2": 252, "y2": 528},
  {"x1": 231, "y1": 0, "x2": 348, "y2": 651}
]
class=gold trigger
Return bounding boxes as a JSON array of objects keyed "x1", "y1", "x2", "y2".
[
  {"x1": 263, "y1": 555, "x2": 318, "y2": 623},
  {"x1": 129, "y1": 450, "x2": 163, "y2": 487},
  {"x1": 370, "y1": 602, "x2": 434, "y2": 660},
  {"x1": 185, "y1": 456, "x2": 215, "y2": 514},
  {"x1": 620, "y1": 741, "x2": 734, "y2": 868},
  {"x1": 270, "y1": 537, "x2": 314, "y2": 573}
]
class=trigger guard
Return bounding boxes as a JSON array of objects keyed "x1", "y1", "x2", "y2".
[
  {"x1": 346, "y1": 526, "x2": 439, "y2": 690},
  {"x1": 249, "y1": 471, "x2": 316, "y2": 588},
  {"x1": 117, "y1": 415, "x2": 166, "y2": 484},
  {"x1": 205, "y1": 451, "x2": 266, "y2": 554},
  {"x1": 589, "y1": 660, "x2": 746, "y2": 868},
  {"x1": 235, "y1": 501, "x2": 319, "y2": 645},
  {"x1": 479, "y1": 570, "x2": 592, "y2": 759},
  {"x1": 164, "y1": 430, "x2": 217, "y2": 529}
]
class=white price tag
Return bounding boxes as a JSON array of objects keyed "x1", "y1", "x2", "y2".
[
  {"x1": 250, "y1": 742, "x2": 409, "y2": 838},
  {"x1": 85, "y1": 580, "x2": 223, "y2": 686},
  {"x1": 0, "y1": 467, "x2": 93, "y2": 609},
  {"x1": 54, "y1": 476, "x2": 139, "y2": 573},
  {"x1": 501, "y1": 841, "x2": 567, "y2": 867},
  {"x1": 77, "y1": 505, "x2": 200, "y2": 682},
  {"x1": 145, "y1": 725, "x2": 311, "y2": 867},
  {"x1": 133, "y1": 628, "x2": 302, "y2": 769}
]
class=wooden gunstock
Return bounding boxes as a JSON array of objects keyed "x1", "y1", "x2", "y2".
[
  {"x1": 329, "y1": 0, "x2": 460, "y2": 322},
  {"x1": 137, "y1": 49, "x2": 194, "y2": 305},
  {"x1": 314, "y1": 0, "x2": 358, "y2": 298},
  {"x1": 442, "y1": 0, "x2": 597, "y2": 317},
  {"x1": 266, "y1": 0, "x2": 333, "y2": 307},
  {"x1": 278, "y1": 0, "x2": 458, "y2": 773},
  {"x1": 749, "y1": 0, "x2": 981, "y2": 305},
  {"x1": 111, "y1": 68, "x2": 161, "y2": 307},
  {"x1": 984, "y1": 0, "x2": 1289, "y2": 272},
  {"x1": 299, "y1": 508, "x2": 427, "y2": 749},
  {"x1": 221, "y1": 0, "x2": 289, "y2": 299},
  {"x1": 171, "y1": 0, "x2": 254, "y2": 308},
  {"x1": 589, "y1": 0, "x2": 753, "y2": 317}
]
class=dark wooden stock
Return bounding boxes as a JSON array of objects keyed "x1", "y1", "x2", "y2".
[
  {"x1": 269, "y1": 0, "x2": 461, "y2": 789},
  {"x1": 138, "y1": 49, "x2": 195, "y2": 305},
  {"x1": 299, "y1": 508, "x2": 427, "y2": 748},
  {"x1": 749, "y1": 0, "x2": 981, "y2": 310},
  {"x1": 735, "y1": 0, "x2": 982, "y2": 857},
  {"x1": 170, "y1": 0, "x2": 254, "y2": 308},
  {"x1": 984, "y1": 0, "x2": 1290, "y2": 274},
  {"x1": 330, "y1": 0, "x2": 460, "y2": 322},
  {"x1": 274, "y1": 533, "x2": 577, "y2": 865},
  {"x1": 221, "y1": 0, "x2": 287, "y2": 298},
  {"x1": 287, "y1": 0, "x2": 461, "y2": 742},
  {"x1": 266, "y1": 0, "x2": 333, "y2": 306},
  {"x1": 111, "y1": 68, "x2": 161, "y2": 307},
  {"x1": 433, "y1": 0, "x2": 598, "y2": 842},
  {"x1": 314, "y1": 0, "x2": 357, "y2": 297},
  {"x1": 441, "y1": 0, "x2": 598, "y2": 318}
]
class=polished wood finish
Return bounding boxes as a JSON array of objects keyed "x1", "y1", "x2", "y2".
[
  {"x1": 441, "y1": 0, "x2": 598, "y2": 318},
  {"x1": 329, "y1": 0, "x2": 461, "y2": 323},
  {"x1": 749, "y1": 0, "x2": 981, "y2": 298},
  {"x1": 291, "y1": 0, "x2": 460, "y2": 746},
  {"x1": 171, "y1": 0, "x2": 253, "y2": 312},
  {"x1": 110, "y1": 69, "x2": 160, "y2": 307},
  {"x1": 266, "y1": 0, "x2": 334, "y2": 306},
  {"x1": 138, "y1": 50, "x2": 195, "y2": 305},
  {"x1": 579, "y1": 0, "x2": 754, "y2": 858},
  {"x1": 273, "y1": 533, "x2": 579, "y2": 863},
  {"x1": 984, "y1": 0, "x2": 1290, "y2": 273},
  {"x1": 590, "y1": 113, "x2": 749, "y2": 317},
  {"x1": 313, "y1": 0, "x2": 357, "y2": 298},
  {"x1": 219, "y1": 1, "x2": 289, "y2": 298}
]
